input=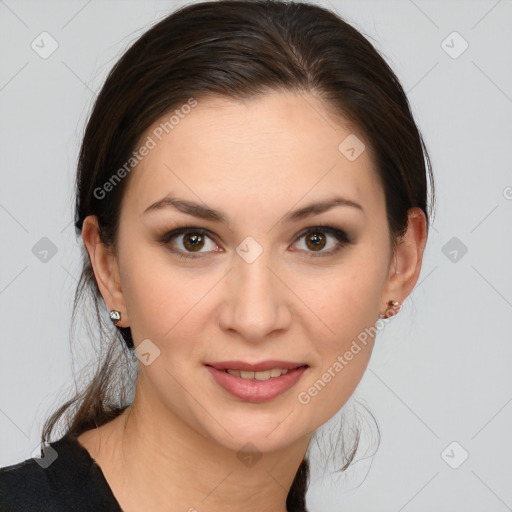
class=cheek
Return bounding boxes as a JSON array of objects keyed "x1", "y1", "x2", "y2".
[
  {"x1": 295, "y1": 255, "x2": 383, "y2": 419},
  {"x1": 119, "y1": 246, "x2": 209, "y2": 344},
  {"x1": 311, "y1": 254, "x2": 384, "y2": 340}
]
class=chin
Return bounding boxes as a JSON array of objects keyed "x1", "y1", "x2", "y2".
[{"x1": 197, "y1": 406, "x2": 310, "y2": 454}]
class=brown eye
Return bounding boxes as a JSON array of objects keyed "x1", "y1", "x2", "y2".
[
  {"x1": 160, "y1": 227, "x2": 219, "y2": 259},
  {"x1": 182, "y1": 232, "x2": 206, "y2": 252},
  {"x1": 293, "y1": 226, "x2": 350, "y2": 257},
  {"x1": 304, "y1": 231, "x2": 327, "y2": 251}
]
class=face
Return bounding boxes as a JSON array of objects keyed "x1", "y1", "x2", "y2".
[{"x1": 104, "y1": 91, "x2": 397, "y2": 453}]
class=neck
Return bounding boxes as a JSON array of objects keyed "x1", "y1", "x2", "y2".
[{"x1": 80, "y1": 374, "x2": 311, "y2": 512}]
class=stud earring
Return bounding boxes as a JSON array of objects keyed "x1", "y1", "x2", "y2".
[
  {"x1": 110, "y1": 310, "x2": 121, "y2": 325},
  {"x1": 379, "y1": 300, "x2": 402, "y2": 319}
]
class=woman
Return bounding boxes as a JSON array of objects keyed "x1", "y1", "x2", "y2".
[{"x1": 0, "y1": 0, "x2": 434, "y2": 510}]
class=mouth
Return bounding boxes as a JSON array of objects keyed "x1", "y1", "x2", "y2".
[{"x1": 204, "y1": 360, "x2": 309, "y2": 402}]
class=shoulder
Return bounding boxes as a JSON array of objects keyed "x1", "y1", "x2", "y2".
[
  {"x1": 0, "y1": 454, "x2": 64, "y2": 511},
  {"x1": 0, "y1": 434, "x2": 122, "y2": 511}
]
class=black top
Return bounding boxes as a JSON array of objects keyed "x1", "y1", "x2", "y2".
[{"x1": 0, "y1": 434, "x2": 123, "y2": 511}]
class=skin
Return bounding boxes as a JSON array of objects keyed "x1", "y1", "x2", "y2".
[{"x1": 78, "y1": 90, "x2": 427, "y2": 512}]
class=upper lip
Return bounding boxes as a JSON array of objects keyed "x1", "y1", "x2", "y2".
[{"x1": 205, "y1": 360, "x2": 308, "y2": 372}]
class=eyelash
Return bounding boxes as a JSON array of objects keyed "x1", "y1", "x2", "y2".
[{"x1": 158, "y1": 223, "x2": 351, "y2": 260}]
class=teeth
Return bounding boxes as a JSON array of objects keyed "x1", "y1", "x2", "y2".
[{"x1": 226, "y1": 368, "x2": 290, "y2": 381}]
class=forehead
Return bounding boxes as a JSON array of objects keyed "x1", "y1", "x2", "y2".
[{"x1": 123, "y1": 91, "x2": 383, "y2": 220}]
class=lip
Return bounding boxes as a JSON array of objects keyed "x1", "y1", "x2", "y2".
[
  {"x1": 205, "y1": 363, "x2": 309, "y2": 403},
  {"x1": 204, "y1": 360, "x2": 307, "y2": 372}
]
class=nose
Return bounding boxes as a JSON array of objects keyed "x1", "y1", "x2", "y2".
[{"x1": 217, "y1": 249, "x2": 292, "y2": 343}]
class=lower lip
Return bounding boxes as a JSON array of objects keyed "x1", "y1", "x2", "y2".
[{"x1": 206, "y1": 366, "x2": 308, "y2": 403}]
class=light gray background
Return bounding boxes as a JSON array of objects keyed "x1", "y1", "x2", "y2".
[{"x1": 1, "y1": 1, "x2": 511, "y2": 511}]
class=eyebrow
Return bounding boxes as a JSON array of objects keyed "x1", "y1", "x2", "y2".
[{"x1": 142, "y1": 194, "x2": 364, "y2": 224}]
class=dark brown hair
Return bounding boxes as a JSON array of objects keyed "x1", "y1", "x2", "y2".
[{"x1": 42, "y1": 1, "x2": 435, "y2": 510}]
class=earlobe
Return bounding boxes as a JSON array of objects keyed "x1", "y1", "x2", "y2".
[
  {"x1": 81, "y1": 215, "x2": 129, "y2": 327},
  {"x1": 379, "y1": 207, "x2": 428, "y2": 317}
]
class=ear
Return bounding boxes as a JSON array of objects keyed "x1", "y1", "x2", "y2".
[
  {"x1": 81, "y1": 215, "x2": 129, "y2": 327},
  {"x1": 380, "y1": 207, "x2": 428, "y2": 317}
]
